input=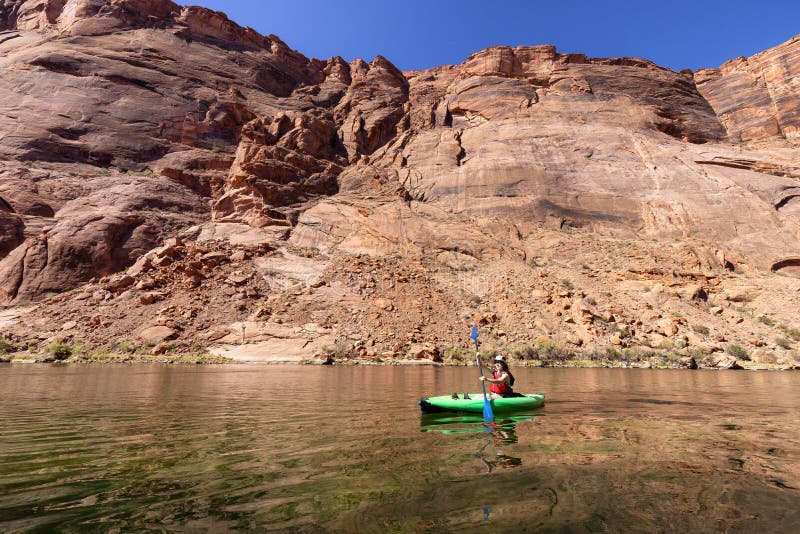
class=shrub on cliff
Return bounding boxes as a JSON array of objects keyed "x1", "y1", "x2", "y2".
[
  {"x1": 47, "y1": 342, "x2": 73, "y2": 361},
  {"x1": 0, "y1": 339, "x2": 16, "y2": 355},
  {"x1": 725, "y1": 344, "x2": 750, "y2": 361}
]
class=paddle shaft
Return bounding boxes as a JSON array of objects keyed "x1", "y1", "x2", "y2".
[
  {"x1": 474, "y1": 335, "x2": 494, "y2": 419},
  {"x1": 476, "y1": 352, "x2": 489, "y2": 397}
]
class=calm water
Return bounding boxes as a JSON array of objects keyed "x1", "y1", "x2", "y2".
[{"x1": 1, "y1": 365, "x2": 799, "y2": 533}]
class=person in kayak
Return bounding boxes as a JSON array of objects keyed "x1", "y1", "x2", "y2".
[{"x1": 479, "y1": 355, "x2": 516, "y2": 398}]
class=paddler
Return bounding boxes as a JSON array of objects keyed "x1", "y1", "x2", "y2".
[{"x1": 479, "y1": 355, "x2": 516, "y2": 399}]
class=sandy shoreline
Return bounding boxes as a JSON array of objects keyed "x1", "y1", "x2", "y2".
[{"x1": 2, "y1": 354, "x2": 796, "y2": 371}]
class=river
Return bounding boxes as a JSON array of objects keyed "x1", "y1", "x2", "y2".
[{"x1": 1, "y1": 364, "x2": 798, "y2": 532}]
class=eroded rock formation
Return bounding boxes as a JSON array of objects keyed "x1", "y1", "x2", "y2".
[{"x1": 211, "y1": 55, "x2": 409, "y2": 227}]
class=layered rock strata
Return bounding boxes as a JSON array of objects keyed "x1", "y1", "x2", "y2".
[{"x1": 695, "y1": 35, "x2": 800, "y2": 142}]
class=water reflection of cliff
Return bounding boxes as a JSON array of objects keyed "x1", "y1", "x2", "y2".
[{"x1": 420, "y1": 414, "x2": 535, "y2": 471}]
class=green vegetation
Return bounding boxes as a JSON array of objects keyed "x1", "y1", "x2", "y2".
[
  {"x1": 559, "y1": 279, "x2": 574, "y2": 291},
  {"x1": 691, "y1": 324, "x2": 710, "y2": 335},
  {"x1": 612, "y1": 324, "x2": 631, "y2": 339},
  {"x1": 513, "y1": 344, "x2": 537, "y2": 360},
  {"x1": 513, "y1": 338, "x2": 570, "y2": 361},
  {"x1": 527, "y1": 257, "x2": 544, "y2": 268},
  {"x1": 688, "y1": 347, "x2": 707, "y2": 361},
  {"x1": 653, "y1": 337, "x2": 675, "y2": 350},
  {"x1": 47, "y1": 342, "x2": 73, "y2": 361},
  {"x1": 503, "y1": 339, "x2": 714, "y2": 369},
  {"x1": 782, "y1": 327, "x2": 800, "y2": 342},
  {"x1": 758, "y1": 315, "x2": 775, "y2": 326},
  {"x1": 726, "y1": 344, "x2": 750, "y2": 361},
  {"x1": 0, "y1": 338, "x2": 16, "y2": 355},
  {"x1": 758, "y1": 315, "x2": 776, "y2": 327},
  {"x1": 442, "y1": 346, "x2": 466, "y2": 361},
  {"x1": 775, "y1": 337, "x2": 793, "y2": 350},
  {"x1": 73, "y1": 352, "x2": 231, "y2": 364},
  {"x1": 188, "y1": 340, "x2": 208, "y2": 355},
  {"x1": 322, "y1": 340, "x2": 351, "y2": 360},
  {"x1": 289, "y1": 245, "x2": 321, "y2": 258}
]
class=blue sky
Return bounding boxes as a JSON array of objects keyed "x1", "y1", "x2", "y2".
[{"x1": 188, "y1": 1, "x2": 799, "y2": 72}]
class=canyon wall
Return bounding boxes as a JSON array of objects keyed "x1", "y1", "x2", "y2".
[{"x1": 0, "y1": 1, "x2": 799, "y2": 365}]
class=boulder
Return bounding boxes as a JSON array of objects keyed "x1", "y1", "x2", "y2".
[
  {"x1": 104, "y1": 275, "x2": 135, "y2": 293},
  {"x1": 721, "y1": 286, "x2": 761, "y2": 303},
  {"x1": 226, "y1": 272, "x2": 250, "y2": 285},
  {"x1": 150, "y1": 342, "x2": 170, "y2": 356},
  {"x1": 657, "y1": 318, "x2": 679, "y2": 337},
  {"x1": 230, "y1": 250, "x2": 247, "y2": 262},
  {"x1": 677, "y1": 284, "x2": 708, "y2": 301},
  {"x1": 407, "y1": 343, "x2": 441, "y2": 362},
  {"x1": 373, "y1": 298, "x2": 394, "y2": 311},
  {"x1": 139, "y1": 292, "x2": 164, "y2": 305},
  {"x1": 706, "y1": 354, "x2": 744, "y2": 370},
  {"x1": 648, "y1": 333, "x2": 668, "y2": 347},
  {"x1": 477, "y1": 313, "x2": 497, "y2": 325},
  {"x1": 139, "y1": 326, "x2": 177, "y2": 345}
]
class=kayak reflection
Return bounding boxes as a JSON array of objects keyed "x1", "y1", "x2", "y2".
[
  {"x1": 420, "y1": 413, "x2": 535, "y2": 437},
  {"x1": 420, "y1": 414, "x2": 537, "y2": 471}
]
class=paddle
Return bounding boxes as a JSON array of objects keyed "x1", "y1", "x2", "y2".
[{"x1": 471, "y1": 324, "x2": 494, "y2": 420}]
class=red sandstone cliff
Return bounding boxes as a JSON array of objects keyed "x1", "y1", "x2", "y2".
[{"x1": 0, "y1": 1, "x2": 799, "y2": 365}]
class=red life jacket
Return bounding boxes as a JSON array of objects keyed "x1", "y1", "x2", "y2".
[{"x1": 489, "y1": 370, "x2": 513, "y2": 395}]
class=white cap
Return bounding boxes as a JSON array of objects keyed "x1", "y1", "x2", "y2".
[{"x1": 494, "y1": 355, "x2": 505, "y2": 362}]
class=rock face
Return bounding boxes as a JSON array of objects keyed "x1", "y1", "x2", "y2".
[
  {"x1": 1, "y1": 1, "x2": 799, "y2": 365},
  {"x1": 0, "y1": 171, "x2": 207, "y2": 301},
  {"x1": 0, "y1": 0, "x2": 316, "y2": 166},
  {"x1": 695, "y1": 35, "x2": 800, "y2": 142},
  {"x1": 0, "y1": 0, "x2": 335, "y2": 300},
  {"x1": 298, "y1": 44, "x2": 800, "y2": 273},
  {"x1": 211, "y1": 56, "x2": 409, "y2": 227}
]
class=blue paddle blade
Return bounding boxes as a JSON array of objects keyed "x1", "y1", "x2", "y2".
[
  {"x1": 471, "y1": 324, "x2": 478, "y2": 341},
  {"x1": 483, "y1": 399, "x2": 494, "y2": 420}
]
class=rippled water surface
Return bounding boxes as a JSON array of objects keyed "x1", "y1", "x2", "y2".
[{"x1": 1, "y1": 364, "x2": 799, "y2": 532}]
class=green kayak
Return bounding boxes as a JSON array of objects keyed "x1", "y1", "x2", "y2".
[{"x1": 419, "y1": 393, "x2": 545, "y2": 414}]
